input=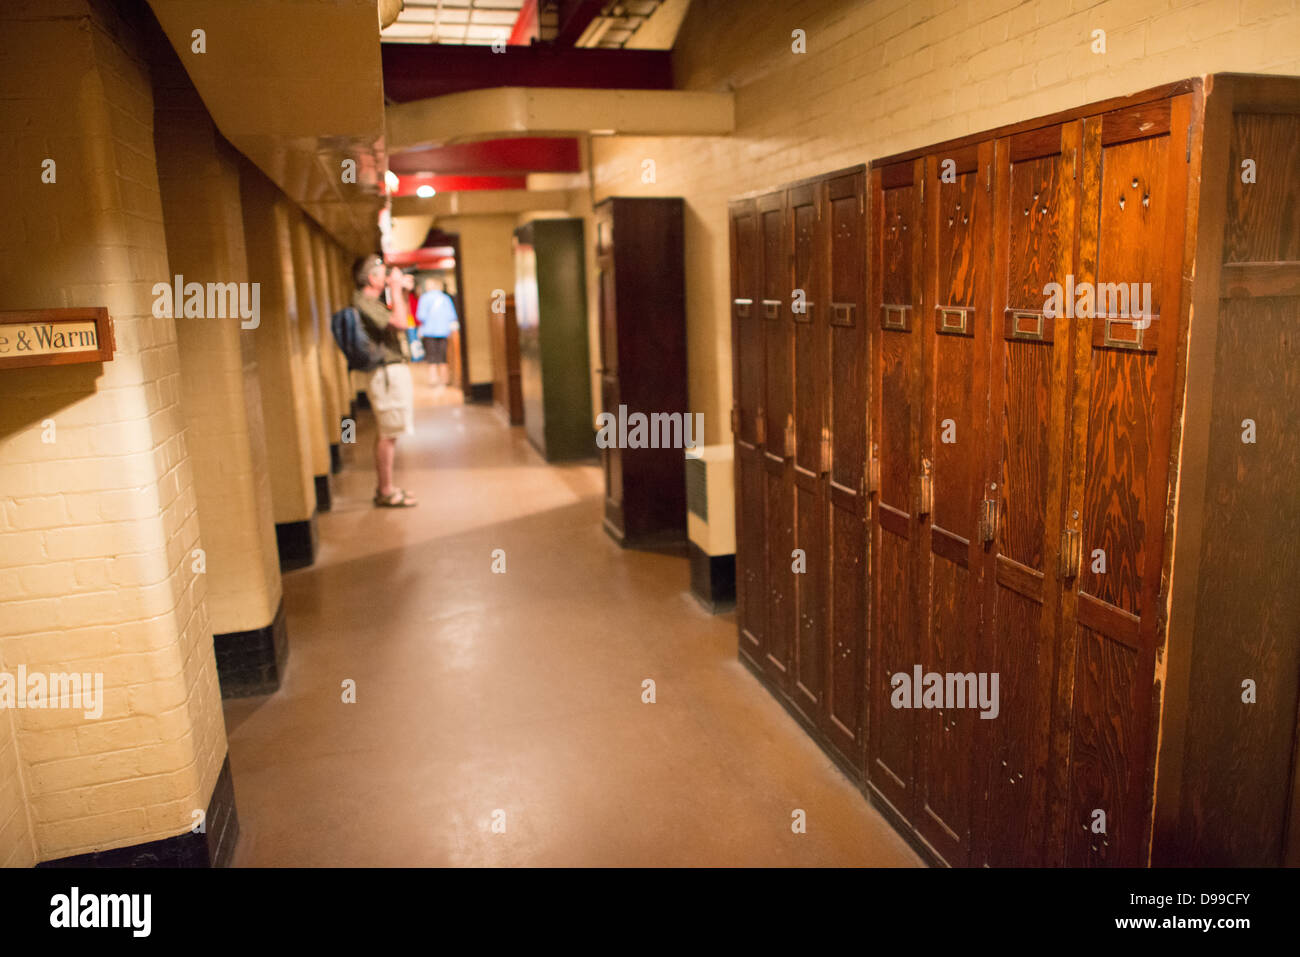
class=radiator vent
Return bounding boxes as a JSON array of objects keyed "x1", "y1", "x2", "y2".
[{"x1": 685, "y1": 454, "x2": 707, "y2": 521}]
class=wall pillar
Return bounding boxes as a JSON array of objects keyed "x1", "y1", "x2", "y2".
[
  {"x1": 150, "y1": 31, "x2": 287, "y2": 698},
  {"x1": 287, "y1": 214, "x2": 333, "y2": 511},
  {"x1": 238, "y1": 165, "x2": 318, "y2": 569},
  {"x1": 0, "y1": 0, "x2": 235, "y2": 867}
]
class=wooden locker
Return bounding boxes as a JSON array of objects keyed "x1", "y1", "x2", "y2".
[
  {"x1": 822, "y1": 168, "x2": 869, "y2": 765},
  {"x1": 490, "y1": 293, "x2": 523, "y2": 425},
  {"x1": 758, "y1": 190, "x2": 794, "y2": 692},
  {"x1": 1061, "y1": 94, "x2": 1194, "y2": 867},
  {"x1": 789, "y1": 181, "x2": 826, "y2": 725},
  {"x1": 594, "y1": 197, "x2": 688, "y2": 549},
  {"x1": 730, "y1": 198, "x2": 766, "y2": 673},
  {"x1": 868, "y1": 158, "x2": 925, "y2": 824},
  {"x1": 977, "y1": 120, "x2": 1082, "y2": 867}
]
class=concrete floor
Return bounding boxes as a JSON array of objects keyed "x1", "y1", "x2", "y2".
[{"x1": 224, "y1": 381, "x2": 922, "y2": 867}]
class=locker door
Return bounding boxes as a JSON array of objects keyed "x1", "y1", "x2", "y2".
[
  {"x1": 1063, "y1": 95, "x2": 1192, "y2": 866},
  {"x1": 789, "y1": 182, "x2": 826, "y2": 722},
  {"x1": 730, "y1": 199, "x2": 766, "y2": 670},
  {"x1": 914, "y1": 142, "x2": 995, "y2": 867},
  {"x1": 823, "y1": 169, "x2": 868, "y2": 764},
  {"x1": 978, "y1": 122, "x2": 1081, "y2": 867},
  {"x1": 758, "y1": 190, "x2": 794, "y2": 690},
  {"x1": 868, "y1": 159, "x2": 924, "y2": 821}
]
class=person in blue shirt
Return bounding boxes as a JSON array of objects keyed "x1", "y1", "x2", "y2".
[{"x1": 415, "y1": 277, "x2": 459, "y2": 387}]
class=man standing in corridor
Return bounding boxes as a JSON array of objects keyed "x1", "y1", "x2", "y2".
[{"x1": 353, "y1": 255, "x2": 419, "y2": 508}]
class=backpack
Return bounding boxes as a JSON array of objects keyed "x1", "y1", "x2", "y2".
[{"x1": 330, "y1": 306, "x2": 386, "y2": 372}]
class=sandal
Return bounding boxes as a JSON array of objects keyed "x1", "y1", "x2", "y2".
[{"x1": 374, "y1": 488, "x2": 419, "y2": 508}]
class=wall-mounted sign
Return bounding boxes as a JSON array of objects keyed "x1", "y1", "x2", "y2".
[{"x1": 0, "y1": 308, "x2": 114, "y2": 370}]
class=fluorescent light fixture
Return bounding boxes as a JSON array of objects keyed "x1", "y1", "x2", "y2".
[{"x1": 416, "y1": 185, "x2": 436, "y2": 198}]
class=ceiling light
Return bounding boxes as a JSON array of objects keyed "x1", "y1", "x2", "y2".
[
  {"x1": 416, "y1": 185, "x2": 436, "y2": 198},
  {"x1": 384, "y1": 170, "x2": 400, "y2": 193}
]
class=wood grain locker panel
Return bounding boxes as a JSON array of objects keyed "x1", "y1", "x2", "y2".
[
  {"x1": 1065, "y1": 626, "x2": 1142, "y2": 866},
  {"x1": 869, "y1": 161, "x2": 923, "y2": 819},
  {"x1": 1064, "y1": 97, "x2": 1193, "y2": 866},
  {"x1": 914, "y1": 144, "x2": 994, "y2": 867},
  {"x1": 789, "y1": 183, "x2": 824, "y2": 719},
  {"x1": 979, "y1": 123, "x2": 1080, "y2": 868},
  {"x1": 824, "y1": 170, "x2": 868, "y2": 763}
]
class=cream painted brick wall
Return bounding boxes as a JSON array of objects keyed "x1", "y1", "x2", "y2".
[
  {"x1": 438, "y1": 215, "x2": 521, "y2": 384},
  {"x1": 587, "y1": 0, "x2": 1300, "y2": 448},
  {"x1": 0, "y1": 0, "x2": 229, "y2": 864}
]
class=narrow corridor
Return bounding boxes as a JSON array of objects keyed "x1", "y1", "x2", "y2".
[{"x1": 223, "y1": 384, "x2": 920, "y2": 867}]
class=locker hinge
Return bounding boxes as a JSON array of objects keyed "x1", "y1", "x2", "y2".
[
  {"x1": 868, "y1": 443, "x2": 880, "y2": 494},
  {"x1": 1072, "y1": 147, "x2": 1078, "y2": 180},
  {"x1": 820, "y1": 426, "x2": 832, "y2": 475},
  {"x1": 986, "y1": 163, "x2": 991, "y2": 191},
  {"x1": 1186, "y1": 120, "x2": 1193, "y2": 162},
  {"x1": 858, "y1": 192, "x2": 864, "y2": 214}
]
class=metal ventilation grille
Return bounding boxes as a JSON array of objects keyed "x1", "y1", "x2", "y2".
[{"x1": 685, "y1": 454, "x2": 707, "y2": 521}]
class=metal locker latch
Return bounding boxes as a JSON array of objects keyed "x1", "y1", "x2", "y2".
[
  {"x1": 784, "y1": 414, "x2": 795, "y2": 459},
  {"x1": 979, "y1": 498, "x2": 998, "y2": 543},
  {"x1": 756, "y1": 407, "x2": 767, "y2": 445},
  {"x1": 820, "y1": 426, "x2": 832, "y2": 474},
  {"x1": 1060, "y1": 527, "x2": 1082, "y2": 579},
  {"x1": 868, "y1": 443, "x2": 881, "y2": 493},
  {"x1": 919, "y1": 458, "x2": 934, "y2": 515}
]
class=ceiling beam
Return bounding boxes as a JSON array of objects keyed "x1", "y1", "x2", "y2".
[
  {"x1": 554, "y1": 0, "x2": 608, "y2": 47},
  {"x1": 381, "y1": 43, "x2": 671, "y2": 103},
  {"x1": 388, "y1": 87, "x2": 735, "y2": 151}
]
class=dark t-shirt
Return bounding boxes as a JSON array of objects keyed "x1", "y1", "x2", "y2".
[{"x1": 352, "y1": 289, "x2": 408, "y2": 364}]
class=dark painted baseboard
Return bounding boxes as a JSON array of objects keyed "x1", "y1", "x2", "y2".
[
  {"x1": 330, "y1": 442, "x2": 343, "y2": 475},
  {"x1": 314, "y1": 474, "x2": 332, "y2": 512},
  {"x1": 214, "y1": 599, "x2": 289, "y2": 698},
  {"x1": 36, "y1": 755, "x2": 239, "y2": 868},
  {"x1": 689, "y1": 542, "x2": 735, "y2": 613},
  {"x1": 275, "y1": 514, "x2": 317, "y2": 571},
  {"x1": 465, "y1": 382, "x2": 493, "y2": 404}
]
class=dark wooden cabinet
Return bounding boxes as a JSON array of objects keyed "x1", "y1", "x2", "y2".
[
  {"x1": 490, "y1": 293, "x2": 523, "y2": 425},
  {"x1": 513, "y1": 218, "x2": 593, "y2": 462},
  {"x1": 733, "y1": 74, "x2": 1300, "y2": 868},
  {"x1": 595, "y1": 197, "x2": 688, "y2": 548},
  {"x1": 730, "y1": 165, "x2": 869, "y2": 771}
]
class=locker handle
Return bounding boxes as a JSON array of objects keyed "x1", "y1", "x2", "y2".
[
  {"x1": 820, "y1": 426, "x2": 832, "y2": 475},
  {"x1": 784, "y1": 414, "x2": 795, "y2": 459},
  {"x1": 979, "y1": 498, "x2": 998, "y2": 543},
  {"x1": 868, "y1": 443, "x2": 881, "y2": 494},
  {"x1": 762, "y1": 299, "x2": 782, "y2": 320},
  {"x1": 1060, "y1": 528, "x2": 1082, "y2": 579},
  {"x1": 919, "y1": 458, "x2": 933, "y2": 516}
]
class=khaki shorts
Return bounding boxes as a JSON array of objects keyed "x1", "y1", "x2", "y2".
[{"x1": 368, "y1": 362, "x2": 414, "y2": 438}]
